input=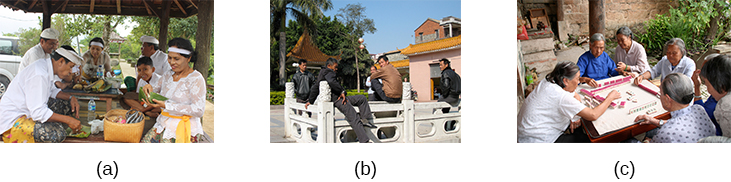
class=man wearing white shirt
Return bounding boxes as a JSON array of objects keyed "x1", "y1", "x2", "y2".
[
  {"x1": 18, "y1": 28, "x2": 58, "y2": 73},
  {"x1": 140, "y1": 35, "x2": 171, "y2": 76},
  {"x1": 0, "y1": 46, "x2": 84, "y2": 143}
]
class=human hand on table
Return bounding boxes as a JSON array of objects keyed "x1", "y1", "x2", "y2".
[
  {"x1": 635, "y1": 115, "x2": 660, "y2": 126},
  {"x1": 581, "y1": 77, "x2": 599, "y2": 88},
  {"x1": 633, "y1": 74, "x2": 645, "y2": 85},
  {"x1": 605, "y1": 90, "x2": 621, "y2": 101}
]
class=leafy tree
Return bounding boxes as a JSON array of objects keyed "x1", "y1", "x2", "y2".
[
  {"x1": 270, "y1": 0, "x2": 333, "y2": 89},
  {"x1": 335, "y1": 3, "x2": 376, "y2": 92}
]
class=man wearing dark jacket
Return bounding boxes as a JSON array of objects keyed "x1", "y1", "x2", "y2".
[
  {"x1": 291, "y1": 59, "x2": 315, "y2": 117},
  {"x1": 438, "y1": 58, "x2": 461, "y2": 113},
  {"x1": 305, "y1": 58, "x2": 376, "y2": 143}
]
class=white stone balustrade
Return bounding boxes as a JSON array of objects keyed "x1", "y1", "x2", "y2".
[{"x1": 284, "y1": 81, "x2": 461, "y2": 143}]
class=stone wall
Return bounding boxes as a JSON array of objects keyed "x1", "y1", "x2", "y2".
[{"x1": 560, "y1": 0, "x2": 674, "y2": 38}]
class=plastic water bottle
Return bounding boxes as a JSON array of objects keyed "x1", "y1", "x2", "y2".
[
  {"x1": 96, "y1": 65, "x2": 103, "y2": 78},
  {"x1": 88, "y1": 99, "x2": 96, "y2": 122}
]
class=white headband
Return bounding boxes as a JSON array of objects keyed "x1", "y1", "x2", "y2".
[
  {"x1": 90, "y1": 41, "x2": 104, "y2": 48},
  {"x1": 168, "y1": 47, "x2": 191, "y2": 55},
  {"x1": 55, "y1": 48, "x2": 82, "y2": 65}
]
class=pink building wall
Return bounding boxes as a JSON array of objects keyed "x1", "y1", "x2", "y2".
[{"x1": 408, "y1": 48, "x2": 461, "y2": 101}]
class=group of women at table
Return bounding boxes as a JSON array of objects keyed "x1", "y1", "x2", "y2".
[{"x1": 518, "y1": 26, "x2": 731, "y2": 143}]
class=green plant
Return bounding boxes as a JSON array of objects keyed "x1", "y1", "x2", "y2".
[
  {"x1": 270, "y1": 91, "x2": 286, "y2": 105},
  {"x1": 637, "y1": 0, "x2": 730, "y2": 59}
]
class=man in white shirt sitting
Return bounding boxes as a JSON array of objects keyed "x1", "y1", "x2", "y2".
[
  {"x1": 0, "y1": 46, "x2": 84, "y2": 143},
  {"x1": 140, "y1": 35, "x2": 171, "y2": 76}
]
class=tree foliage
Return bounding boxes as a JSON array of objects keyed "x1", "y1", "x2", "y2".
[
  {"x1": 270, "y1": 0, "x2": 333, "y2": 89},
  {"x1": 636, "y1": 0, "x2": 731, "y2": 59}
]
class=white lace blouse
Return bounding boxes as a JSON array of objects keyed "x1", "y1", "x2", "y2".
[{"x1": 150, "y1": 69, "x2": 207, "y2": 139}]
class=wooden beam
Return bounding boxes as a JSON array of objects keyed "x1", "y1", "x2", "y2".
[
  {"x1": 173, "y1": 0, "x2": 186, "y2": 16},
  {"x1": 54, "y1": 0, "x2": 70, "y2": 13},
  {"x1": 28, "y1": 0, "x2": 37, "y2": 10},
  {"x1": 116, "y1": 0, "x2": 120, "y2": 14},
  {"x1": 42, "y1": 0, "x2": 50, "y2": 29},
  {"x1": 187, "y1": 0, "x2": 198, "y2": 10},
  {"x1": 141, "y1": 0, "x2": 158, "y2": 17},
  {"x1": 159, "y1": 0, "x2": 171, "y2": 50},
  {"x1": 90, "y1": 0, "x2": 94, "y2": 13},
  {"x1": 13, "y1": 0, "x2": 24, "y2": 6}
]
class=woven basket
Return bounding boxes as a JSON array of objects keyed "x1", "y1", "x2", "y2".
[{"x1": 103, "y1": 109, "x2": 145, "y2": 143}]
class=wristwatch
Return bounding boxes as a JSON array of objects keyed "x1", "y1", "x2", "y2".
[{"x1": 658, "y1": 119, "x2": 664, "y2": 126}]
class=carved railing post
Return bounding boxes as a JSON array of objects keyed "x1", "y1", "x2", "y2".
[
  {"x1": 402, "y1": 82, "x2": 415, "y2": 142},
  {"x1": 284, "y1": 82, "x2": 294, "y2": 138}
]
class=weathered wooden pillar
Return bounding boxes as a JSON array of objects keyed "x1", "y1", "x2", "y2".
[
  {"x1": 42, "y1": 0, "x2": 52, "y2": 29},
  {"x1": 589, "y1": 0, "x2": 605, "y2": 36},
  {"x1": 159, "y1": 0, "x2": 171, "y2": 50},
  {"x1": 194, "y1": 0, "x2": 213, "y2": 79}
]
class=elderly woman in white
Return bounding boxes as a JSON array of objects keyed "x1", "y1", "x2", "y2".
[
  {"x1": 518, "y1": 62, "x2": 621, "y2": 143},
  {"x1": 634, "y1": 38, "x2": 695, "y2": 85},
  {"x1": 141, "y1": 38, "x2": 207, "y2": 143}
]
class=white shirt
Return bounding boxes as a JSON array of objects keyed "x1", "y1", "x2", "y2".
[
  {"x1": 18, "y1": 43, "x2": 50, "y2": 73},
  {"x1": 136, "y1": 72, "x2": 160, "y2": 93},
  {"x1": 646, "y1": 56, "x2": 695, "y2": 81},
  {"x1": 0, "y1": 58, "x2": 62, "y2": 133},
  {"x1": 150, "y1": 70, "x2": 207, "y2": 139},
  {"x1": 365, "y1": 76, "x2": 381, "y2": 94},
  {"x1": 148, "y1": 50, "x2": 171, "y2": 76},
  {"x1": 517, "y1": 80, "x2": 586, "y2": 143}
]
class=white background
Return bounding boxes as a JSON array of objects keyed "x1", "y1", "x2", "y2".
[{"x1": 1, "y1": 1, "x2": 727, "y2": 181}]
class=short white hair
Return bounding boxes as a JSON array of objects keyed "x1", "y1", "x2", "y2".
[{"x1": 590, "y1": 33, "x2": 605, "y2": 43}]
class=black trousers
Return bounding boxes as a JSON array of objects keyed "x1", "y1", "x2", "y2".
[
  {"x1": 370, "y1": 80, "x2": 401, "y2": 103},
  {"x1": 438, "y1": 94, "x2": 459, "y2": 113},
  {"x1": 333, "y1": 95, "x2": 372, "y2": 143},
  {"x1": 554, "y1": 126, "x2": 590, "y2": 143}
]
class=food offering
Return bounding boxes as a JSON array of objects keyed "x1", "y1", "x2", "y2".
[
  {"x1": 71, "y1": 79, "x2": 112, "y2": 93},
  {"x1": 138, "y1": 87, "x2": 169, "y2": 104}
]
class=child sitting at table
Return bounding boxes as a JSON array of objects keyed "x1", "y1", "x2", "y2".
[{"x1": 122, "y1": 57, "x2": 161, "y2": 118}]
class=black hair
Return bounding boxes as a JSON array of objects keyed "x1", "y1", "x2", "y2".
[
  {"x1": 378, "y1": 55, "x2": 389, "y2": 62},
  {"x1": 136, "y1": 56, "x2": 153, "y2": 67},
  {"x1": 299, "y1": 59, "x2": 308, "y2": 64},
  {"x1": 144, "y1": 42, "x2": 160, "y2": 51},
  {"x1": 167, "y1": 37, "x2": 197, "y2": 63},
  {"x1": 616, "y1": 26, "x2": 633, "y2": 40},
  {"x1": 326, "y1": 58, "x2": 338, "y2": 67},
  {"x1": 545, "y1": 61, "x2": 580, "y2": 88},
  {"x1": 439, "y1": 58, "x2": 451, "y2": 67},
  {"x1": 50, "y1": 45, "x2": 78, "y2": 64},
  {"x1": 700, "y1": 55, "x2": 731, "y2": 94},
  {"x1": 89, "y1": 37, "x2": 105, "y2": 47}
]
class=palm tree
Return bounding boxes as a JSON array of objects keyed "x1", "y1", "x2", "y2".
[{"x1": 271, "y1": 0, "x2": 332, "y2": 87}]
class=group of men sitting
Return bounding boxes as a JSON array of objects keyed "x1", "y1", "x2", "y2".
[{"x1": 290, "y1": 56, "x2": 461, "y2": 143}]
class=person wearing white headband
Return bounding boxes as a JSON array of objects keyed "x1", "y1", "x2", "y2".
[
  {"x1": 18, "y1": 28, "x2": 59, "y2": 73},
  {"x1": 140, "y1": 35, "x2": 171, "y2": 76},
  {"x1": 141, "y1": 38, "x2": 206, "y2": 143},
  {"x1": 0, "y1": 45, "x2": 84, "y2": 143},
  {"x1": 81, "y1": 37, "x2": 113, "y2": 78}
]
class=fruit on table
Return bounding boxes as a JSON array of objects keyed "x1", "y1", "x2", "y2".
[{"x1": 73, "y1": 83, "x2": 83, "y2": 90}]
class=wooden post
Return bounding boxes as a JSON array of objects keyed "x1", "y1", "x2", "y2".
[
  {"x1": 158, "y1": 0, "x2": 171, "y2": 51},
  {"x1": 194, "y1": 0, "x2": 213, "y2": 79},
  {"x1": 42, "y1": 0, "x2": 52, "y2": 29},
  {"x1": 589, "y1": 0, "x2": 605, "y2": 36}
]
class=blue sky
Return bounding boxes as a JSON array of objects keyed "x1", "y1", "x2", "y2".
[{"x1": 295, "y1": 0, "x2": 462, "y2": 54}]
